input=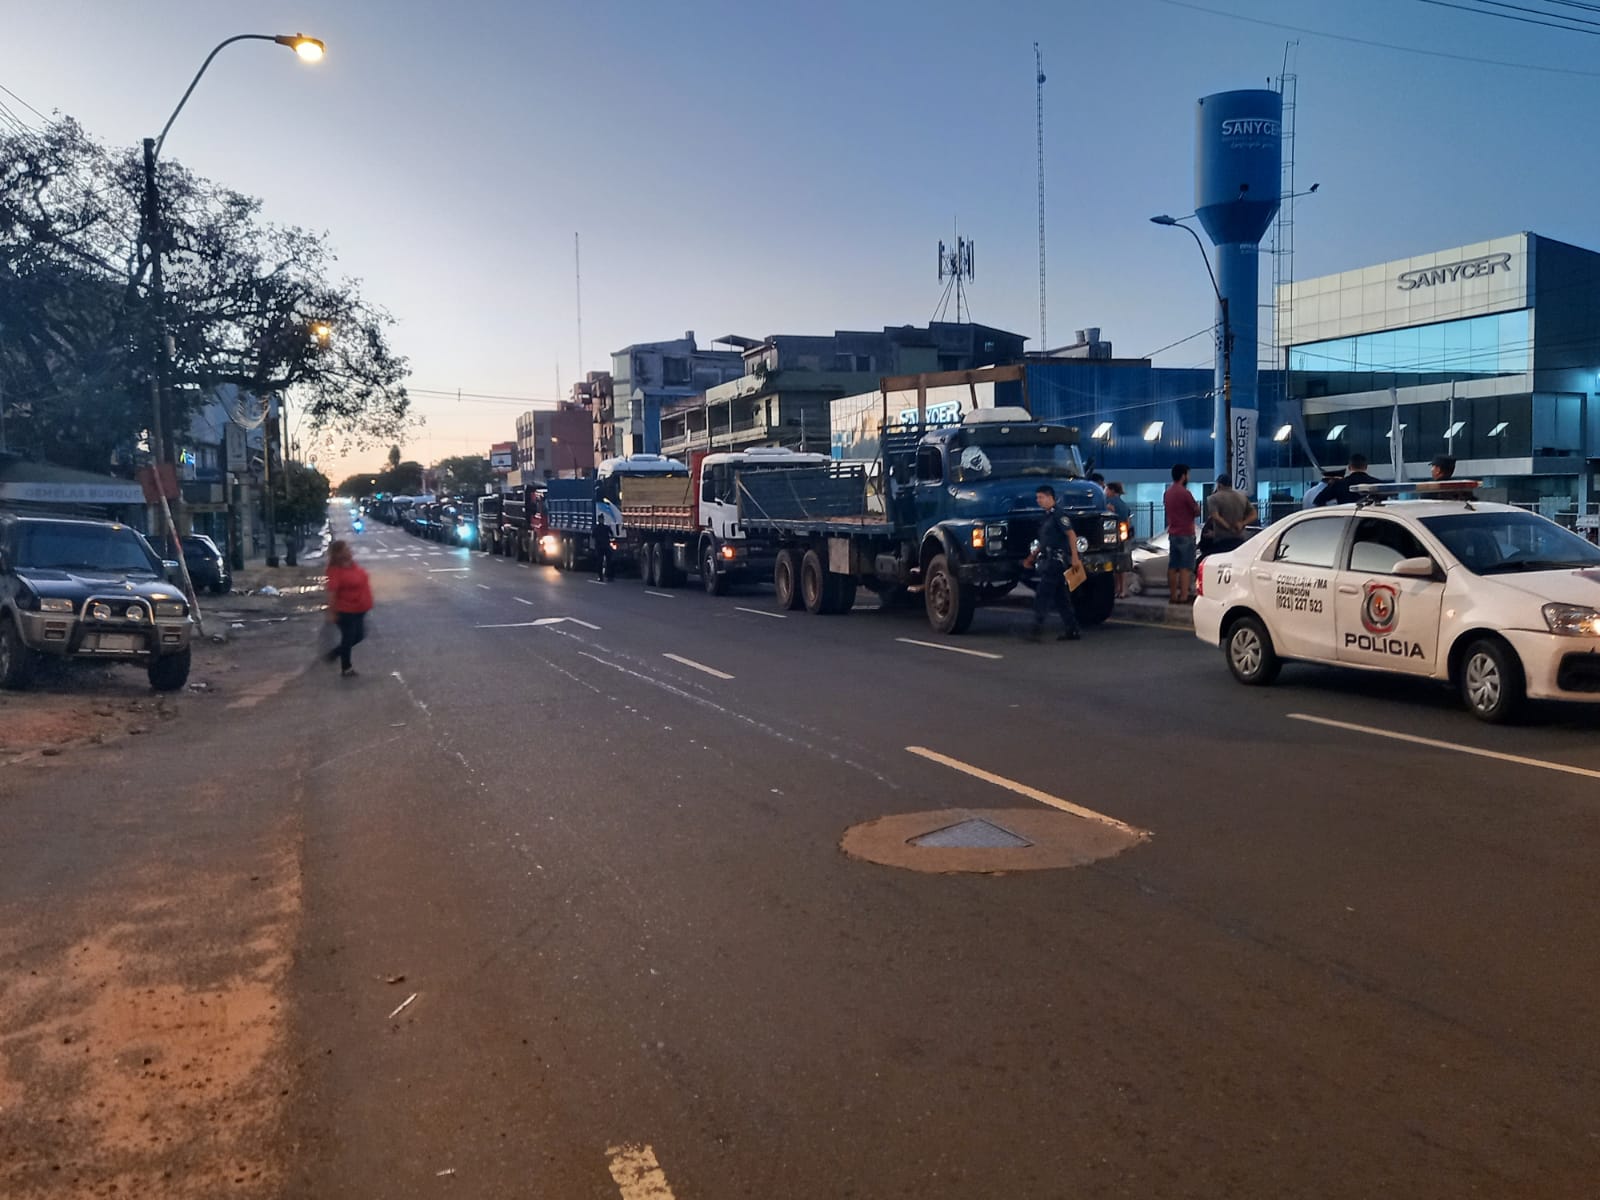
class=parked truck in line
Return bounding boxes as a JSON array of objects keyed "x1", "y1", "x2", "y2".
[
  {"x1": 619, "y1": 447, "x2": 833, "y2": 594},
  {"x1": 544, "y1": 455, "x2": 690, "y2": 572},
  {"x1": 735, "y1": 399, "x2": 1132, "y2": 633},
  {"x1": 492, "y1": 483, "x2": 551, "y2": 562}
]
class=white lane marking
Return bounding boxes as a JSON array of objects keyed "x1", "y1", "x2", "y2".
[
  {"x1": 662, "y1": 652, "x2": 734, "y2": 680},
  {"x1": 589, "y1": 579, "x2": 607, "y2": 585},
  {"x1": 428, "y1": 567, "x2": 469, "y2": 573},
  {"x1": 565, "y1": 617, "x2": 602, "y2": 630},
  {"x1": 606, "y1": 1143, "x2": 675, "y2": 1199},
  {"x1": 474, "y1": 616, "x2": 603, "y2": 630},
  {"x1": 735, "y1": 606, "x2": 786, "y2": 619},
  {"x1": 896, "y1": 637, "x2": 1002, "y2": 661},
  {"x1": 645, "y1": 590, "x2": 676, "y2": 599},
  {"x1": 906, "y1": 745, "x2": 1149, "y2": 838},
  {"x1": 476, "y1": 584, "x2": 491, "y2": 590},
  {"x1": 514, "y1": 597, "x2": 534, "y2": 605},
  {"x1": 1287, "y1": 713, "x2": 1600, "y2": 782}
]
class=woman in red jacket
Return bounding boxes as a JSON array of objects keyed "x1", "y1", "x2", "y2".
[{"x1": 323, "y1": 539, "x2": 373, "y2": 677}]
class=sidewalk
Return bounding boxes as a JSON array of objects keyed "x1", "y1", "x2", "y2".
[{"x1": 1113, "y1": 593, "x2": 1195, "y2": 629}]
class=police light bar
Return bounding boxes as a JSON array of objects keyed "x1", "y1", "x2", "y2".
[{"x1": 1352, "y1": 480, "x2": 1482, "y2": 501}]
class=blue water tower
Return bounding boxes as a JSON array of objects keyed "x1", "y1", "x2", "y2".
[{"x1": 1195, "y1": 89, "x2": 1281, "y2": 492}]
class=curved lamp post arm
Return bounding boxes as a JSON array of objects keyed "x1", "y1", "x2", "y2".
[{"x1": 155, "y1": 32, "x2": 324, "y2": 158}]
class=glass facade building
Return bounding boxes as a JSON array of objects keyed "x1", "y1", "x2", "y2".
[{"x1": 1276, "y1": 233, "x2": 1600, "y2": 517}]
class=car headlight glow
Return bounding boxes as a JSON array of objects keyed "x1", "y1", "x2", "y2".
[
  {"x1": 154, "y1": 601, "x2": 187, "y2": 619},
  {"x1": 38, "y1": 597, "x2": 75, "y2": 613},
  {"x1": 1543, "y1": 602, "x2": 1600, "y2": 636}
]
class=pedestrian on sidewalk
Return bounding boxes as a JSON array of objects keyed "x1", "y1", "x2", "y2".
[
  {"x1": 1025, "y1": 484, "x2": 1084, "y2": 641},
  {"x1": 1203, "y1": 474, "x2": 1256, "y2": 556},
  {"x1": 1104, "y1": 481, "x2": 1133, "y2": 598},
  {"x1": 1164, "y1": 464, "x2": 1201, "y2": 604},
  {"x1": 324, "y1": 539, "x2": 373, "y2": 678}
]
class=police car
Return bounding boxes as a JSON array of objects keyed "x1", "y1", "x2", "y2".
[{"x1": 1193, "y1": 481, "x2": 1600, "y2": 722}]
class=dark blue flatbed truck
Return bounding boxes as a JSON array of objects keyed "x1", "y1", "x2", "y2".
[{"x1": 737, "y1": 407, "x2": 1131, "y2": 634}]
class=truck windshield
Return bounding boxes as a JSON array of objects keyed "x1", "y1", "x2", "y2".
[
  {"x1": 15, "y1": 524, "x2": 160, "y2": 574},
  {"x1": 951, "y1": 442, "x2": 1077, "y2": 482}
]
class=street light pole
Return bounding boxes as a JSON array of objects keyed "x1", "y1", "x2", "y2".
[
  {"x1": 1152, "y1": 214, "x2": 1232, "y2": 481},
  {"x1": 141, "y1": 31, "x2": 324, "y2": 570}
]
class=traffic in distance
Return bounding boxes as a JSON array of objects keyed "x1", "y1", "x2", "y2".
[
  {"x1": 1195, "y1": 480, "x2": 1600, "y2": 722},
  {"x1": 365, "y1": 406, "x2": 1136, "y2": 633}
]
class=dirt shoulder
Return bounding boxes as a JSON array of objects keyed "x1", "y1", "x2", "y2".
[{"x1": 0, "y1": 569, "x2": 327, "y2": 1198}]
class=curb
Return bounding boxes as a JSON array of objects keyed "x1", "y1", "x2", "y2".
[{"x1": 1111, "y1": 598, "x2": 1194, "y2": 631}]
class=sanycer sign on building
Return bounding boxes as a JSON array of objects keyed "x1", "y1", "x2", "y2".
[{"x1": 1276, "y1": 232, "x2": 1600, "y2": 516}]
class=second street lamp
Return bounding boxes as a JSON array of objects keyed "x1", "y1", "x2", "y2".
[{"x1": 1151, "y1": 214, "x2": 1231, "y2": 482}]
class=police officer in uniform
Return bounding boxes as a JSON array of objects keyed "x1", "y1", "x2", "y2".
[{"x1": 1025, "y1": 484, "x2": 1084, "y2": 642}]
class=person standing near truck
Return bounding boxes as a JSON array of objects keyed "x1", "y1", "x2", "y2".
[
  {"x1": 1025, "y1": 484, "x2": 1084, "y2": 642},
  {"x1": 1164, "y1": 463, "x2": 1201, "y2": 604},
  {"x1": 593, "y1": 510, "x2": 612, "y2": 582}
]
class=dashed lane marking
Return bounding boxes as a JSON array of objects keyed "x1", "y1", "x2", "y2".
[
  {"x1": 735, "y1": 606, "x2": 786, "y2": 619},
  {"x1": 606, "y1": 1144, "x2": 676, "y2": 1199},
  {"x1": 906, "y1": 746, "x2": 1149, "y2": 838},
  {"x1": 1287, "y1": 713, "x2": 1600, "y2": 782},
  {"x1": 514, "y1": 597, "x2": 534, "y2": 605},
  {"x1": 428, "y1": 568, "x2": 469, "y2": 573},
  {"x1": 476, "y1": 584, "x2": 491, "y2": 590},
  {"x1": 896, "y1": 637, "x2": 1002, "y2": 661},
  {"x1": 662, "y1": 652, "x2": 734, "y2": 680},
  {"x1": 645, "y1": 590, "x2": 675, "y2": 599}
]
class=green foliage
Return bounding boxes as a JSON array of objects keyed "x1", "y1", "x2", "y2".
[
  {"x1": 430, "y1": 455, "x2": 494, "y2": 493},
  {"x1": 0, "y1": 117, "x2": 413, "y2": 472},
  {"x1": 335, "y1": 457, "x2": 422, "y2": 497},
  {"x1": 274, "y1": 462, "x2": 331, "y2": 531}
]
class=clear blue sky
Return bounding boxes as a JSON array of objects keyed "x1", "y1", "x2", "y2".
[{"x1": 7, "y1": 0, "x2": 1599, "y2": 478}]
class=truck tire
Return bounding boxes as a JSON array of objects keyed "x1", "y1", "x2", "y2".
[
  {"x1": 1071, "y1": 573, "x2": 1116, "y2": 625},
  {"x1": 701, "y1": 542, "x2": 728, "y2": 596},
  {"x1": 643, "y1": 542, "x2": 661, "y2": 588},
  {"x1": 774, "y1": 549, "x2": 804, "y2": 611},
  {"x1": 147, "y1": 646, "x2": 191, "y2": 693},
  {"x1": 801, "y1": 550, "x2": 829, "y2": 615},
  {"x1": 825, "y1": 574, "x2": 857, "y2": 614},
  {"x1": 0, "y1": 618, "x2": 37, "y2": 690},
  {"x1": 924, "y1": 553, "x2": 976, "y2": 634}
]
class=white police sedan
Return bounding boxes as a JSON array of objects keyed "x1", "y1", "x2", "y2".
[{"x1": 1193, "y1": 483, "x2": 1600, "y2": 722}]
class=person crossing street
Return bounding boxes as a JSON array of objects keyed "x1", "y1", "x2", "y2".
[{"x1": 1025, "y1": 484, "x2": 1084, "y2": 642}]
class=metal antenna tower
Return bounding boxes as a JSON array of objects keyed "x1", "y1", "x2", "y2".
[
  {"x1": 1034, "y1": 42, "x2": 1047, "y2": 351},
  {"x1": 574, "y1": 232, "x2": 584, "y2": 378},
  {"x1": 934, "y1": 232, "x2": 976, "y2": 324},
  {"x1": 1273, "y1": 44, "x2": 1299, "y2": 410}
]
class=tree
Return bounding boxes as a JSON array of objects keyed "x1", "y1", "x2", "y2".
[
  {"x1": 336, "y1": 472, "x2": 378, "y2": 498},
  {"x1": 273, "y1": 462, "x2": 330, "y2": 534},
  {"x1": 430, "y1": 455, "x2": 494, "y2": 494},
  {"x1": 0, "y1": 117, "x2": 413, "y2": 472},
  {"x1": 387, "y1": 444, "x2": 401, "y2": 470}
]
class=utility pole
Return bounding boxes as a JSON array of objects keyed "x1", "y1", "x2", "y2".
[
  {"x1": 263, "y1": 395, "x2": 279, "y2": 568},
  {"x1": 1035, "y1": 42, "x2": 1048, "y2": 352}
]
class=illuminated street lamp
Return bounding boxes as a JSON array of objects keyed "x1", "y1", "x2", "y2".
[{"x1": 141, "y1": 32, "x2": 324, "y2": 570}]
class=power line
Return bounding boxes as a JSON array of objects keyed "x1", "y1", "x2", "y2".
[
  {"x1": 1150, "y1": 0, "x2": 1600, "y2": 76},
  {"x1": 0, "y1": 81, "x2": 49, "y2": 123},
  {"x1": 1141, "y1": 326, "x2": 1215, "y2": 360},
  {"x1": 1414, "y1": 0, "x2": 1600, "y2": 34}
]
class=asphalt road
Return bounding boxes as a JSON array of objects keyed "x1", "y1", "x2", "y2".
[{"x1": 14, "y1": 506, "x2": 1597, "y2": 1198}]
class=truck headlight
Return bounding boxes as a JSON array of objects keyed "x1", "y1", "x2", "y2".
[
  {"x1": 985, "y1": 523, "x2": 1006, "y2": 549},
  {"x1": 38, "y1": 597, "x2": 75, "y2": 613},
  {"x1": 1543, "y1": 602, "x2": 1600, "y2": 636},
  {"x1": 1101, "y1": 516, "x2": 1120, "y2": 539},
  {"x1": 1076, "y1": 535, "x2": 1090, "y2": 554},
  {"x1": 154, "y1": 601, "x2": 188, "y2": 619},
  {"x1": 971, "y1": 526, "x2": 986, "y2": 549},
  {"x1": 1119, "y1": 521, "x2": 1131, "y2": 542}
]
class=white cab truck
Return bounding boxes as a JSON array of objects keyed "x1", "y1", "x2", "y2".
[{"x1": 619, "y1": 447, "x2": 832, "y2": 593}]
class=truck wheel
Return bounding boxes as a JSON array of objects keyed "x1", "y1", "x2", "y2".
[
  {"x1": 774, "y1": 550, "x2": 804, "y2": 611},
  {"x1": 147, "y1": 646, "x2": 191, "y2": 693},
  {"x1": 1460, "y1": 636, "x2": 1525, "y2": 724},
  {"x1": 924, "y1": 553, "x2": 975, "y2": 634},
  {"x1": 0, "y1": 618, "x2": 37, "y2": 690},
  {"x1": 824, "y1": 574, "x2": 857, "y2": 614},
  {"x1": 801, "y1": 550, "x2": 830, "y2": 614},
  {"x1": 1071, "y1": 573, "x2": 1116, "y2": 625},
  {"x1": 702, "y1": 542, "x2": 728, "y2": 596}
]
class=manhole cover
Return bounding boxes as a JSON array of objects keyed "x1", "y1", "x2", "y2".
[{"x1": 909, "y1": 818, "x2": 1032, "y2": 849}]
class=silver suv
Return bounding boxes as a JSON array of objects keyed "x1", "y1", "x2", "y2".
[{"x1": 0, "y1": 515, "x2": 194, "y2": 691}]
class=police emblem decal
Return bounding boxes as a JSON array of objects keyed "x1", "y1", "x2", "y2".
[{"x1": 1362, "y1": 582, "x2": 1399, "y2": 634}]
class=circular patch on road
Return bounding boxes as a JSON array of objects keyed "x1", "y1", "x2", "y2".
[{"x1": 841, "y1": 808, "x2": 1143, "y2": 874}]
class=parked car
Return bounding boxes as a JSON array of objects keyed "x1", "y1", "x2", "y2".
[
  {"x1": 0, "y1": 515, "x2": 194, "y2": 691},
  {"x1": 1125, "y1": 525, "x2": 1263, "y2": 597},
  {"x1": 1195, "y1": 485, "x2": 1600, "y2": 722},
  {"x1": 160, "y1": 533, "x2": 232, "y2": 595}
]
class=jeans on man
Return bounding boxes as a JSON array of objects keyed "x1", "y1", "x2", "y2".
[{"x1": 325, "y1": 611, "x2": 366, "y2": 671}]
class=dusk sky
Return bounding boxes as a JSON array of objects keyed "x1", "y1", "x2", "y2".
[{"x1": 7, "y1": 0, "x2": 1599, "y2": 481}]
